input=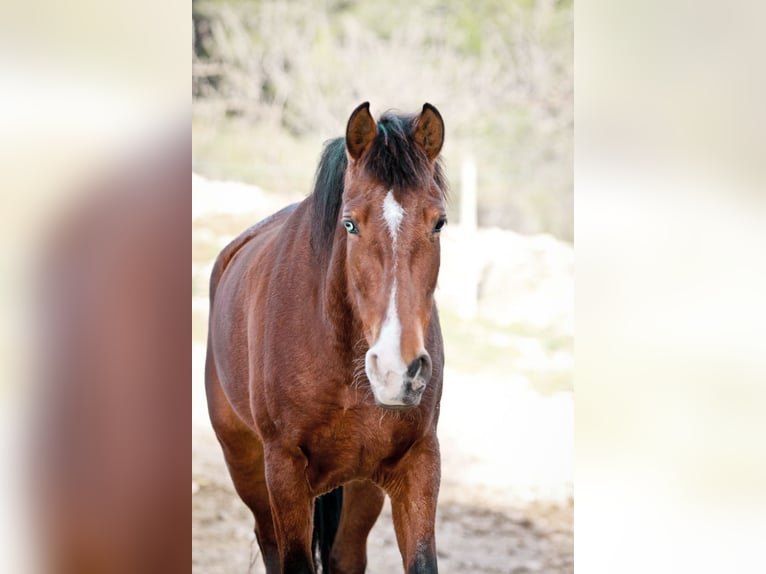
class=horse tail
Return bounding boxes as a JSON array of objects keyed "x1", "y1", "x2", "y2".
[{"x1": 312, "y1": 487, "x2": 343, "y2": 572}]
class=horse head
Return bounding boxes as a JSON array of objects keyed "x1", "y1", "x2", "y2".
[{"x1": 341, "y1": 102, "x2": 446, "y2": 409}]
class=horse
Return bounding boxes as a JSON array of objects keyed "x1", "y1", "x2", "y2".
[{"x1": 206, "y1": 102, "x2": 448, "y2": 573}]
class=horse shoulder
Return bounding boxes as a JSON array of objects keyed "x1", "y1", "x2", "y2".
[{"x1": 208, "y1": 203, "x2": 299, "y2": 302}]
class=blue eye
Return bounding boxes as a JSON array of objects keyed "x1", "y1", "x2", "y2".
[{"x1": 343, "y1": 220, "x2": 359, "y2": 234}]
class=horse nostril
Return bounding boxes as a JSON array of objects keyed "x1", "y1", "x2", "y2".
[
  {"x1": 407, "y1": 353, "x2": 431, "y2": 379},
  {"x1": 368, "y1": 353, "x2": 379, "y2": 374},
  {"x1": 406, "y1": 357, "x2": 421, "y2": 378}
]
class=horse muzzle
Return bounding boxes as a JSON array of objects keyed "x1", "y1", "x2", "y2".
[{"x1": 366, "y1": 351, "x2": 432, "y2": 410}]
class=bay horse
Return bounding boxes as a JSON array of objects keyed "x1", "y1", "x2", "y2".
[{"x1": 206, "y1": 102, "x2": 447, "y2": 573}]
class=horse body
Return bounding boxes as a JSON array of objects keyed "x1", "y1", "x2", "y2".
[{"x1": 206, "y1": 103, "x2": 447, "y2": 573}]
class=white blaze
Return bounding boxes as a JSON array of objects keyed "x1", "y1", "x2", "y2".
[
  {"x1": 382, "y1": 190, "x2": 405, "y2": 240},
  {"x1": 372, "y1": 283, "x2": 404, "y2": 379},
  {"x1": 366, "y1": 190, "x2": 408, "y2": 403}
]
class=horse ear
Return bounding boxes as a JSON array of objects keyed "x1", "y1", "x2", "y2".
[
  {"x1": 413, "y1": 103, "x2": 444, "y2": 161},
  {"x1": 345, "y1": 102, "x2": 377, "y2": 161}
]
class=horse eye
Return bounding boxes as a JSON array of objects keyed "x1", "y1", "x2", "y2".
[
  {"x1": 343, "y1": 220, "x2": 358, "y2": 234},
  {"x1": 433, "y1": 218, "x2": 447, "y2": 233}
]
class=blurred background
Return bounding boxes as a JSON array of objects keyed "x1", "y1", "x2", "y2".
[
  {"x1": 192, "y1": 0, "x2": 572, "y2": 238},
  {"x1": 192, "y1": 1, "x2": 573, "y2": 572}
]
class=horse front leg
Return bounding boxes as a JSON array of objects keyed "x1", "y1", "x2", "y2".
[
  {"x1": 264, "y1": 445, "x2": 315, "y2": 574},
  {"x1": 385, "y1": 434, "x2": 441, "y2": 574},
  {"x1": 329, "y1": 479, "x2": 386, "y2": 574}
]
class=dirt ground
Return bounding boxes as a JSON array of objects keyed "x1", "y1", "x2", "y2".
[{"x1": 192, "y1": 353, "x2": 573, "y2": 574}]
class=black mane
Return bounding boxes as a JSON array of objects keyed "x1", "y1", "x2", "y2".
[{"x1": 309, "y1": 111, "x2": 447, "y2": 258}]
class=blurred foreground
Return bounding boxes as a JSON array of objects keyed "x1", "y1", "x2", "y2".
[
  {"x1": 31, "y1": 137, "x2": 190, "y2": 574},
  {"x1": 0, "y1": 126, "x2": 190, "y2": 573}
]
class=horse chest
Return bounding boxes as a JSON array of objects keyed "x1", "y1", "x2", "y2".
[{"x1": 300, "y1": 407, "x2": 418, "y2": 492}]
